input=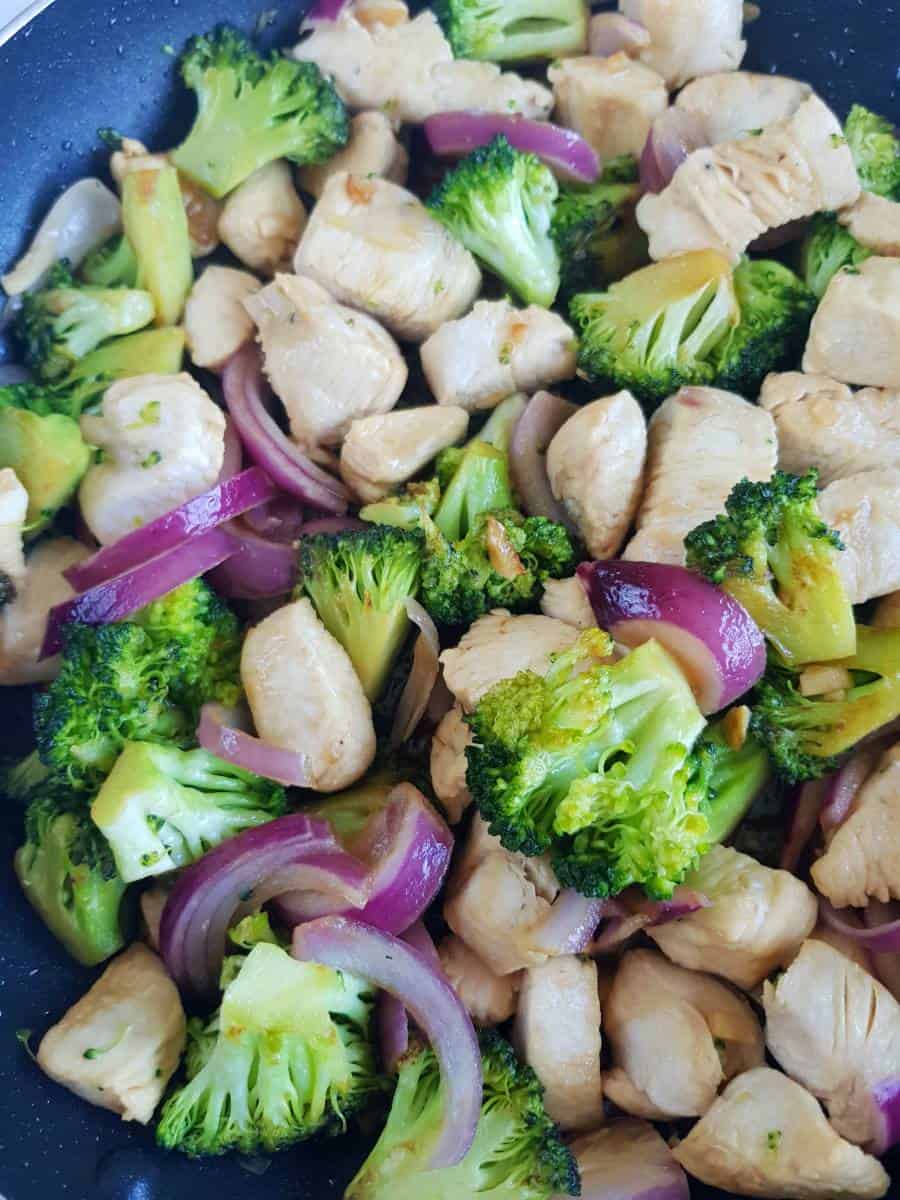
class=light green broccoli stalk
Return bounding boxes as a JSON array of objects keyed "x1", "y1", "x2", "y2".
[
  {"x1": 121, "y1": 163, "x2": 194, "y2": 327},
  {"x1": 80, "y1": 234, "x2": 139, "y2": 288},
  {"x1": 434, "y1": 0, "x2": 587, "y2": 62}
]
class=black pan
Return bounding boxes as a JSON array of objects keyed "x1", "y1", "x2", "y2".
[{"x1": 0, "y1": 2, "x2": 898, "y2": 1198}]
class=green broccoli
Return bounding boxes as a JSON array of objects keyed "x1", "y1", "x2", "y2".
[
  {"x1": 304, "y1": 766, "x2": 406, "y2": 844},
  {"x1": 347, "y1": 1030, "x2": 579, "y2": 1200},
  {"x1": 434, "y1": 0, "x2": 587, "y2": 62},
  {"x1": 844, "y1": 104, "x2": 900, "y2": 199},
  {"x1": 171, "y1": 27, "x2": 349, "y2": 199},
  {"x1": 798, "y1": 214, "x2": 872, "y2": 300},
  {"x1": 122, "y1": 163, "x2": 194, "y2": 327},
  {"x1": 156, "y1": 942, "x2": 379, "y2": 1156},
  {"x1": 428, "y1": 136, "x2": 561, "y2": 307},
  {"x1": 690, "y1": 718, "x2": 772, "y2": 845},
  {"x1": 358, "y1": 478, "x2": 442, "y2": 532},
  {"x1": 685, "y1": 470, "x2": 855, "y2": 667},
  {"x1": 552, "y1": 156, "x2": 646, "y2": 297},
  {"x1": 80, "y1": 234, "x2": 139, "y2": 288}
]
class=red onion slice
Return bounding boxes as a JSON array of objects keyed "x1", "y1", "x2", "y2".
[
  {"x1": 379, "y1": 921, "x2": 442, "y2": 1073},
  {"x1": 293, "y1": 916, "x2": 482, "y2": 1168},
  {"x1": 390, "y1": 599, "x2": 440, "y2": 747},
  {"x1": 509, "y1": 391, "x2": 577, "y2": 527},
  {"x1": 589, "y1": 888, "x2": 708, "y2": 953},
  {"x1": 588, "y1": 12, "x2": 650, "y2": 57},
  {"x1": 628, "y1": 887, "x2": 711, "y2": 925},
  {"x1": 242, "y1": 496, "x2": 306, "y2": 543},
  {"x1": 578, "y1": 559, "x2": 766, "y2": 714},
  {"x1": 531, "y1": 890, "x2": 605, "y2": 956},
  {"x1": 820, "y1": 899, "x2": 900, "y2": 954},
  {"x1": 197, "y1": 703, "x2": 311, "y2": 787},
  {"x1": 207, "y1": 520, "x2": 298, "y2": 600},
  {"x1": 639, "y1": 109, "x2": 709, "y2": 194},
  {"x1": 820, "y1": 747, "x2": 881, "y2": 833},
  {"x1": 218, "y1": 415, "x2": 244, "y2": 484},
  {"x1": 302, "y1": 0, "x2": 350, "y2": 22},
  {"x1": 781, "y1": 780, "x2": 827, "y2": 872},
  {"x1": 867, "y1": 1081, "x2": 900, "y2": 1156},
  {"x1": 424, "y1": 112, "x2": 600, "y2": 184}
]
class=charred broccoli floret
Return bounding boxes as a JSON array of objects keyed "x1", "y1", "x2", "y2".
[
  {"x1": 845, "y1": 104, "x2": 900, "y2": 199},
  {"x1": 798, "y1": 213, "x2": 871, "y2": 299},
  {"x1": 434, "y1": 0, "x2": 587, "y2": 62},
  {"x1": 80, "y1": 234, "x2": 139, "y2": 288}
]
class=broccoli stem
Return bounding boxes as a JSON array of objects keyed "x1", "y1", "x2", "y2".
[{"x1": 122, "y1": 164, "x2": 194, "y2": 327}]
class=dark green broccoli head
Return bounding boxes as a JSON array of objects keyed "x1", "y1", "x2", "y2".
[
  {"x1": 428, "y1": 136, "x2": 561, "y2": 307},
  {"x1": 798, "y1": 214, "x2": 872, "y2": 300},
  {"x1": 171, "y1": 27, "x2": 349, "y2": 198},
  {"x1": 845, "y1": 104, "x2": 900, "y2": 199},
  {"x1": 80, "y1": 234, "x2": 139, "y2": 289},
  {"x1": 689, "y1": 718, "x2": 772, "y2": 845},
  {"x1": 552, "y1": 158, "x2": 647, "y2": 297},
  {"x1": 433, "y1": 0, "x2": 587, "y2": 62}
]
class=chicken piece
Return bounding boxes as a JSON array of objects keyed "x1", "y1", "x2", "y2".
[
  {"x1": 36, "y1": 945, "x2": 186, "y2": 1124},
  {"x1": 430, "y1": 703, "x2": 473, "y2": 824},
  {"x1": 184, "y1": 266, "x2": 260, "y2": 372},
  {"x1": 298, "y1": 111, "x2": 408, "y2": 199},
  {"x1": 420, "y1": 300, "x2": 577, "y2": 412},
  {"x1": 548, "y1": 53, "x2": 667, "y2": 162},
  {"x1": 760, "y1": 372, "x2": 900, "y2": 486},
  {"x1": 637, "y1": 96, "x2": 860, "y2": 264},
  {"x1": 620, "y1": 0, "x2": 746, "y2": 89},
  {"x1": 0, "y1": 468, "x2": 28, "y2": 594},
  {"x1": 339, "y1": 406, "x2": 468, "y2": 503},
  {"x1": 140, "y1": 884, "x2": 170, "y2": 952},
  {"x1": 513, "y1": 955, "x2": 603, "y2": 1131},
  {"x1": 624, "y1": 387, "x2": 777, "y2": 566},
  {"x1": 244, "y1": 274, "x2": 407, "y2": 450},
  {"x1": 571, "y1": 1121, "x2": 689, "y2": 1200},
  {"x1": 0, "y1": 538, "x2": 89, "y2": 686},
  {"x1": 348, "y1": 0, "x2": 409, "y2": 29},
  {"x1": 839, "y1": 192, "x2": 900, "y2": 258},
  {"x1": 439, "y1": 609, "x2": 579, "y2": 713},
  {"x1": 803, "y1": 257, "x2": 900, "y2": 389},
  {"x1": 294, "y1": 173, "x2": 481, "y2": 342},
  {"x1": 438, "y1": 934, "x2": 520, "y2": 1025},
  {"x1": 241, "y1": 597, "x2": 376, "y2": 792},
  {"x1": 818, "y1": 468, "x2": 900, "y2": 604},
  {"x1": 874, "y1": 591, "x2": 900, "y2": 630},
  {"x1": 588, "y1": 12, "x2": 651, "y2": 58},
  {"x1": 540, "y1": 576, "x2": 596, "y2": 630},
  {"x1": 218, "y1": 161, "x2": 306, "y2": 276},
  {"x1": 675, "y1": 71, "x2": 811, "y2": 144},
  {"x1": 648, "y1": 845, "x2": 818, "y2": 990},
  {"x1": 547, "y1": 391, "x2": 647, "y2": 559},
  {"x1": 78, "y1": 374, "x2": 226, "y2": 546},
  {"x1": 604, "y1": 948, "x2": 764, "y2": 1120},
  {"x1": 674, "y1": 1067, "x2": 889, "y2": 1200}
]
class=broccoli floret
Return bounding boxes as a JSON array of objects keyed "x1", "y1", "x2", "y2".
[
  {"x1": 750, "y1": 625, "x2": 900, "y2": 782},
  {"x1": 434, "y1": 440, "x2": 515, "y2": 543},
  {"x1": 428, "y1": 136, "x2": 560, "y2": 307},
  {"x1": 298, "y1": 526, "x2": 423, "y2": 702},
  {"x1": 434, "y1": 0, "x2": 587, "y2": 62},
  {"x1": 171, "y1": 27, "x2": 349, "y2": 199},
  {"x1": 690, "y1": 718, "x2": 772, "y2": 845},
  {"x1": 571, "y1": 249, "x2": 739, "y2": 408},
  {"x1": 685, "y1": 470, "x2": 855, "y2": 667},
  {"x1": 304, "y1": 766, "x2": 406, "y2": 844},
  {"x1": 13, "y1": 261, "x2": 155, "y2": 383},
  {"x1": 798, "y1": 214, "x2": 872, "y2": 300},
  {"x1": 14, "y1": 790, "x2": 127, "y2": 965},
  {"x1": 844, "y1": 104, "x2": 900, "y2": 199},
  {"x1": 80, "y1": 234, "x2": 139, "y2": 288},
  {"x1": 347, "y1": 1030, "x2": 579, "y2": 1200},
  {"x1": 122, "y1": 163, "x2": 194, "y2": 327},
  {"x1": 359, "y1": 479, "x2": 442, "y2": 532},
  {"x1": 552, "y1": 157, "x2": 646, "y2": 297},
  {"x1": 157, "y1": 942, "x2": 379, "y2": 1156},
  {"x1": 466, "y1": 629, "x2": 709, "y2": 897}
]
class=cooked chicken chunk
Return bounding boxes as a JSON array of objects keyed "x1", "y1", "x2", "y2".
[
  {"x1": 764, "y1": 939, "x2": 900, "y2": 1148},
  {"x1": 218, "y1": 161, "x2": 306, "y2": 276},
  {"x1": 571, "y1": 1121, "x2": 689, "y2": 1200},
  {"x1": 676, "y1": 72, "x2": 811, "y2": 143},
  {"x1": 298, "y1": 111, "x2": 408, "y2": 199},
  {"x1": 839, "y1": 192, "x2": 900, "y2": 257},
  {"x1": 547, "y1": 392, "x2": 647, "y2": 559},
  {"x1": 620, "y1": 0, "x2": 746, "y2": 89},
  {"x1": 37, "y1": 945, "x2": 186, "y2": 1124},
  {"x1": 79, "y1": 374, "x2": 226, "y2": 545},
  {"x1": 588, "y1": 13, "x2": 651, "y2": 58},
  {"x1": 803, "y1": 257, "x2": 900, "y2": 389},
  {"x1": 674, "y1": 1067, "x2": 889, "y2": 1200},
  {"x1": 540, "y1": 576, "x2": 596, "y2": 630},
  {"x1": 340, "y1": 406, "x2": 468, "y2": 503},
  {"x1": 430, "y1": 704, "x2": 473, "y2": 824},
  {"x1": 624, "y1": 387, "x2": 777, "y2": 566},
  {"x1": 648, "y1": 845, "x2": 818, "y2": 990},
  {"x1": 294, "y1": 173, "x2": 481, "y2": 342},
  {"x1": 548, "y1": 54, "x2": 667, "y2": 161},
  {"x1": 184, "y1": 266, "x2": 260, "y2": 372},
  {"x1": 637, "y1": 97, "x2": 860, "y2": 264},
  {"x1": 0, "y1": 468, "x2": 28, "y2": 593},
  {"x1": 818, "y1": 468, "x2": 900, "y2": 604},
  {"x1": 874, "y1": 591, "x2": 900, "y2": 630},
  {"x1": 513, "y1": 955, "x2": 603, "y2": 1131},
  {"x1": 244, "y1": 274, "x2": 407, "y2": 450},
  {"x1": 241, "y1": 598, "x2": 376, "y2": 792},
  {"x1": 0, "y1": 538, "x2": 89, "y2": 686},
  {"x1": 438, "y1": 934, "x2": 519, "y2": 1025},
  {"x1": 420, "y1": 300, "x2": 577, "y2": 412}
]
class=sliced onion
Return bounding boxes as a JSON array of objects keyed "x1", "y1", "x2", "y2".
[
  {"x1": 865, "y1": 901, "x2": 900, "y2": 1004},
  {"x1": 292, "y1": 916, "x2": 481, "y2": 1168},
  {"x1": 391, "y1": 599, "x2": 440, "y2": 747},
  {"x1": 531, "y1": 890, "x2": 605, "y2": 956},
  {"x1": 627, "y1": 887, "x2": 711, "y2": 925},
  {"x1": 218, "y1": 415, "x2": 244, "y2": 484},
  {"x1": 781, "y1": 780, "x2": 827, "y2": 872},
  {"x1": 578, "y1": 559, "x2": 766, "y2": 714},
  {"x1": 243, "y1": 496, "x2": 306, "y2": 543},
  {"x1": 222, "y1": 346, "x2": 350, "y2": 514},
  {"x1": 42, "y1": 528, "x2": 236, "y2": 658},
  {"x1": 588, "y1": 12, "x2": 650, "y2": 57},
  {"x1": 570, "y1": 1119, "x2": 690, "y2": 1200},
  {"x1": 820, "y1": 898, "x2": 900, "y2": 954},
  {"x1": 867, "y1": 1081, "x2": 900, "y2": 1157},
  {"x1": 589, "y1": 888, "x2": 708, "y2": 953},
  {"x1": 509, "y1": 391, "x2": 577, "y2": 526},
  {"x1": 207, "y1": 520, "x2": 298, "y2": 600},
  {"x1": 0, "y1": 364, "x2": 30, "y2": 386},
  {"x1": 424, "y1": 112, "x2": 600, "y2": 184},
  {"x1": 379, "y1": 920, "x2": 442, "y2": 1073},
  {"x1": 820, "y1": 747, "x2": 881, "y2": 833},
  {"x1": 197, "y1": 703, "x2": 310, "y2": 787},
  {"x1": 639, "y1": 109, "x2": 709, "y2": 194},
  {"x1": 302, "y1": 0, "x2": 350, "y2": 24}
]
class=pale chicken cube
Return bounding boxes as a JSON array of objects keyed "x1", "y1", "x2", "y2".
[
  {"x1": 294, "y1": 173, "x2": 481, "y2": 342},
  {"x1": 244, "y1": 274, "x2": 407, "y2": 450},
  {"x1": 604, "y1": 948, "x2": 764, "y2": 1120},
  {"x1": 0, "y1": 468, "x2": 28, "y2": 594},
  {"x1": 803, "y1": 257, "x2": 900, "y2": 389},
  {"x1": 298, "y1": 111, "x2": 408, "y2": 199},
  {"x1": 513, "y1": 955, "x2": 603, "y2": 1131},
  {"x1": 0, "y1": 538, "x2": 89, "y2": 686},
  {"x1": 637, "y1": 96, "x2": 860, "y2": 264},
  {"x1": 184, "y1": 266, "x2": 260, "y2": 372},
  {"x1": 818, "y1": 469, "x2": 900, "y2": 604},
  {"x1": 811, "y1": 743, "x2": 900, "y2": 909},
  {"x1": 676, "y1": 72, "x2": 811, "y2": 144},
  {"x1": 648, "y1": 844, "x2": 818, "y2": 990},
  {"x1": 79, "y1": 374, "x2": 226, "y2": 545},
  {"x1": 540, "y1": 576, "x2": 596, "y2": 630},
  {"x1": 624, "y1": 387, "x2": 777, "y2": 566},
  {"x1": 218, "y1": 161, "x2": 307, "y2": 275},
  {"x1": 674, "y1": 1067, "x2": 889, "y2": 1200},
  {"x1": 570, "y1": 1121, "x2": 689, "y2": 1200},
  {"x1": 620, "y1": 0, "x2": 746, "y2": 89},
  {"x1": 839, "y1": 192, "x2": 900, "y2": 257},
  {"x1": 241, "y1": 598, "x2": 376, "y2": 792},
  {"x1": 340, "y1": 406, "x2": 468, "y2": 503},
  {"x1": 874, "y1": 592, "x2": 900, "y2": 630},
  {"x1": 438, "y1": 934, "x2": 519, "y2": 1026},
  {"x1": 429, "y1": 703, "x2": 473, "y2": 824},
  {"x1": 547, "y1": 391, "x2": 647, "y2": 559},
  {"x1": 37, "y1": 945, "x2": 186, "y2": 1124},
  {"x1": 549, "y1": 53, "x2": 667, "y2": 161},
  {"x1": 420, "y1": 299, "x2": 577, "y2": 412},
  {"x1": 760, "y1": 372, "x2": 900, "y2": 486}
]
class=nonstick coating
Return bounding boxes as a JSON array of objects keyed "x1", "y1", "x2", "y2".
[{"x1": 1, "y1": 2, "x2": 899, "y2": 1198}]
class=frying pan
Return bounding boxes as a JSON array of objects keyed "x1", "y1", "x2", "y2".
[{"x1": 0, "y1": 2, "x2": 898, "y2": 1197}]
